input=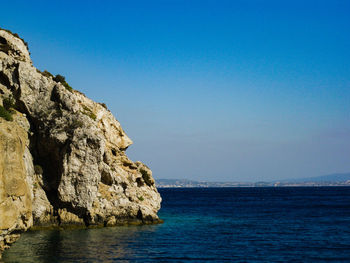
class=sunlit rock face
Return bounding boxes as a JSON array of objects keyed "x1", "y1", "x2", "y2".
[
  {"x1": 0, "y1": 28, "x2": 161, "y2": 257},
  {"x1": 0, "y1": 115, "x2": 33, "y2": 255}
]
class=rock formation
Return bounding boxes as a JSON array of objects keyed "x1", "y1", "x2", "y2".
[{"x1": 0, "y1": 28, "x2": 161, "y2": 257}]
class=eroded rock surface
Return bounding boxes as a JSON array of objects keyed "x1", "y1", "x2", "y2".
[
  {"x1": 0, "y1": 28, "x2": 161, "y2": 257},
  {"x1": 0, "y1": 114, "x2": 32, "y2": 254}
]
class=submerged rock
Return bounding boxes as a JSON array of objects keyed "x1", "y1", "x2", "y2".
[{"x1": 0, "y1": 28, "x2": 161, "y2": 257}]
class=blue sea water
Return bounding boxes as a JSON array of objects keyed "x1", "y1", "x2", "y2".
[{"x1": 2, "y1": 187, "x2": 350, "y2": 262}]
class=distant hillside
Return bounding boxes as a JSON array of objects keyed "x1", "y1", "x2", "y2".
[
  {"x1": 156, "y1": 178, "x2": 197, "y2": 185},
  {"x1": 282, "y1": 173, "x2": 350, "y2": 183},
  {"x1": 156, "y1": 178, "x2": 219, "y2": 187},
  {"x1": 156, "y1": 179, "x2": 266, "y2": 187},
  {"x1": 156, "y1": 173, "x2": 350, "y2": 188}
]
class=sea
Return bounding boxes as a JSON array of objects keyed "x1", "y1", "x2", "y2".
[{"x1": 2, "y1": 187, "x2": 350, "y2": 262}]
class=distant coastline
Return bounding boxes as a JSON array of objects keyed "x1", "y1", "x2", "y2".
[{"x1": 156, "y1": 173, "x2": 350, "y2": 188}]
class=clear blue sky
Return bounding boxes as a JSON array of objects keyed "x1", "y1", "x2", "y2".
[{"x1": 2, "y1": 0, "x2": 350, "y2": 181}]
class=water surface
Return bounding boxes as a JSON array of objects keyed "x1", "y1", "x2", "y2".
[{"x1": 3, "y1": 187, "x2": 350, "y2": 262}]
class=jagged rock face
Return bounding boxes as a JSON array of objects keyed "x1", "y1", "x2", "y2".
[
  {"x1": 0, "y1": 29, "x2": 161, "y2": 256},
  {"x1": 0, "y1": 30, "x2": 31, "y2": 63},
  {"x1": 0, "y1": 115, "x2": 33, "y2": 254}
]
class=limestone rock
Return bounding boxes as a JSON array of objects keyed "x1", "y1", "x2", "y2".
[
  {"x1": 0, "y1": 115, "x2": 33, "y2": 256},
  {"x1": 0, "y1": 29, "x2": 31, "y2": 63},
  {"x1": 0, "y1": 28, "x2": 161, "y2": 257}
]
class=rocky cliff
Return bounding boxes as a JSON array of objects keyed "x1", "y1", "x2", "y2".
[{"x1": 0, "y1": 28, "x2": 161, "y2": 257}]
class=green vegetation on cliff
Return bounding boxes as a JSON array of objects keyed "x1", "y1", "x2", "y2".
[
  {"x1": 0, "y1": 97, "x2": 15, "y2": 121},
  {"x1": 0, "y1": 105, "x2": 13, "y2": 121},
  {"x1": 53, "y1": 74, "x2": 73, "y2": 92}
]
